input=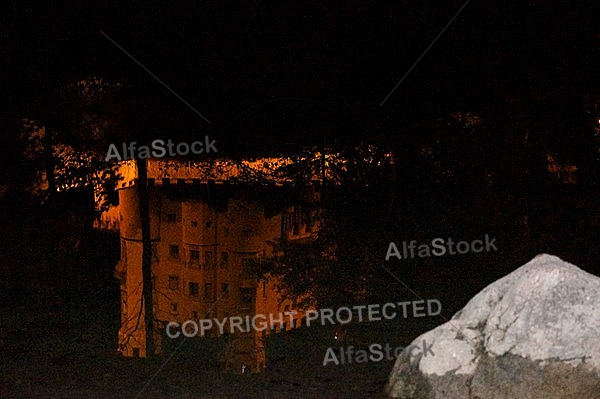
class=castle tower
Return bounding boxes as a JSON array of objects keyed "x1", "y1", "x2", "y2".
[{"x1": 106, "y1": 160, "x2": 317, "y2": 368}]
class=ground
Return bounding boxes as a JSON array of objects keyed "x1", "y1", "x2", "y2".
[
  {"x1": 0, "y1": 277, "x2": 442, "y2": 399},
  {"x1": 0, "y1": 204, "x2": 456, "y2": 399}
]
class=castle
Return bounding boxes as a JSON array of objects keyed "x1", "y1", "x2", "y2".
[{"x1": 97, "y1": 159, "x2": 320, "y2": 372}]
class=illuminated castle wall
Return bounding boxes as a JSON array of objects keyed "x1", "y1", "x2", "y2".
[{"x1": 100, "y1": 160, "x2": 318, "y2": 372}]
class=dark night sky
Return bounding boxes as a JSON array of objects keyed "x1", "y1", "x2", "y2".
[{"x1": 2, "y1": 0, "x2": 599, "y2": 158}]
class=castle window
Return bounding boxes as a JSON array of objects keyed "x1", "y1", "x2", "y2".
[
  {"x1": 188, "y1": 282, "x2": 199, "y2": 297},
  {"x1": 169, "y1": 245, "x2": 179, "y2": 259},
  {"x1": 204, "y1": 283, "x2": 213, "y2": 301},
  {"x1": 168, "y1": 276, "x2": 179, "y2": 290},
  {"x1": 221, "y1": 252, "x2": 229, "y2": 268},
  {"x1": 221, "y1": 283, "x2": 229, "y2": 296},
  {"x1": 240, "y1": 288, "x2": 254, "y2": 305},
  {"x1": 204, "y1": 251, "x2": 213, "y2": 268},
  {"x1": 151, "y1": 243, "x2": 159, "y2": 263}
]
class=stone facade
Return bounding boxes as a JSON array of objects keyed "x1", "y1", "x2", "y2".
[{"x1": 99, "y1": 160, "x2": 318, "y2": 372}]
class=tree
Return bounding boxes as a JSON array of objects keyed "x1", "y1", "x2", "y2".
[
  {"x1": 246, "y1": 143, "x2": 396, "y2": 307},
  {"x1": 137, "y1": 158, "x2": 155, "y2": 358},
  {"x1": 20, "y1": 77, "x2": 126, "y2": 212},
  {"x1": 18, "y1": 75, "x2": 163, "y2": 358}
]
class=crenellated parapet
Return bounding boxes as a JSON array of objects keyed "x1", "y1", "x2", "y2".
[{"x1": 113, "y1": 157, "x2": 332, "y2": 191}]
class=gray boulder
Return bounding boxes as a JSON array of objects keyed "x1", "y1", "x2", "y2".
[{"x1": 386, "y1": 254, "x2": 600, "y2": 398}]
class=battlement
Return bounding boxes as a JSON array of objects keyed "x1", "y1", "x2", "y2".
[{"x1": 114, "y1": 157, "x2": 333, "y2": 190}]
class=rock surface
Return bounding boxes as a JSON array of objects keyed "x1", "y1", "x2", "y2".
[{"x1": 386, "y1": 254, "x2": 600, "y2": 399}]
